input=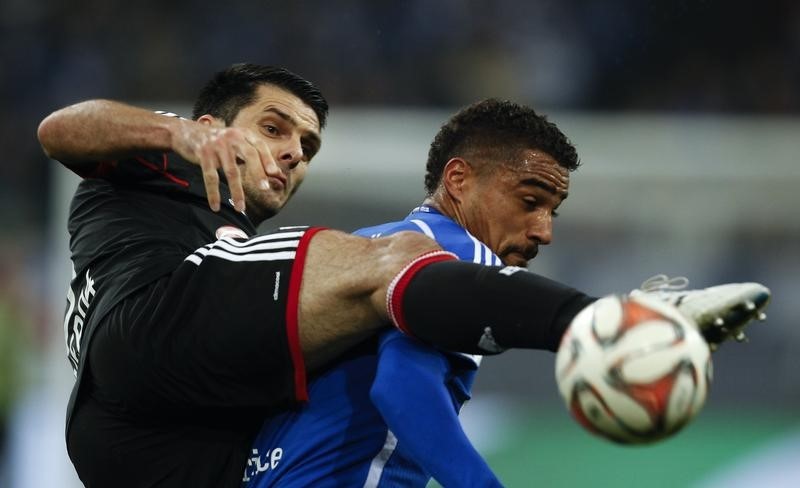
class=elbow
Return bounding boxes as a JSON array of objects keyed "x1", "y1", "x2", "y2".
[
  {"x1": 38, "y1": 100, "x2": 98, "y2": 160},
  {"x1": 37, "y1": 111, "x2": 63, "y2": 159}
]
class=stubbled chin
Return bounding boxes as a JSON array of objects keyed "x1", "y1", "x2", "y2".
[
  {"x1": 503, "y1": 254, "x2": 528, "y2": 267},
  {"x1": 245, "y1": 196, "x2": 284, "y2": 224}
]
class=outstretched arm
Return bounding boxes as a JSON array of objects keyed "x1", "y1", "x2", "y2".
[
  {"x1": 37, "y1": 99, "x2": 277, "y2": 213},
  {"x1": 37, "y1": 100, "x2": 180, "y2": 166},
  {"x1": 370, "y1": 333, "x2": 503, "y2": 488}
]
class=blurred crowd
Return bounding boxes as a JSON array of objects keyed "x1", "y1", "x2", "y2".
[
  {"x1": 2, "y1": 0, "x2": 799, "y2": 233},
  {"x1": 0, "y1": 0, "x2": 799, "y2": 465}
]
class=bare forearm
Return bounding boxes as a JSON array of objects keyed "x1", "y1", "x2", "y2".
[
  {"x1": 39, "y1": 98, "x2": 281, "y2": 214},
  {"x1": 37, "y1": 99, "x2": 183, "y2": 164}
]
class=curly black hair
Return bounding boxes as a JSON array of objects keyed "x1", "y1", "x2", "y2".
[
  {"x1": 192, "y1": 63, "x2": 328, "y2": 129},
  {"x1": 424, "y1": 99, "x2": 579, "y2": 195}
]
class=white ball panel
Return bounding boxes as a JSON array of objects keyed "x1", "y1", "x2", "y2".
[
  {"x1": 665, "y1": 367, "x2": 698, "y2": 426},
  {"x1": 589, "y1": 295, "x2": 624, "y2": 340},
  {"x1": 619, "y1": 340, "x2": 687, "y2": 383}
]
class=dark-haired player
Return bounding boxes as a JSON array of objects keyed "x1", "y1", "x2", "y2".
[
  {"x1": 39, "y1": 64, "x2": 770, "y2": 488},
  {"x1": 240, "y1": 99, "x2": 770, "y2": 487},
  {"x1": 244, "y1": 98, "x2": 578, "y2": 487}
]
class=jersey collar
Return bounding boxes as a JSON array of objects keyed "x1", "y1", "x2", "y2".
[{"x1": 409, "y1": 204, "x2": 443, "y2": 216}]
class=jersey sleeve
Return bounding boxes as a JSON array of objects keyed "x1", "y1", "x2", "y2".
[
  {"x1": 74, "y1": 150, "x2": 195, "y2": 188},
  {"x1": 370, "y1": 331, "x2": 503, "y2": 487}
]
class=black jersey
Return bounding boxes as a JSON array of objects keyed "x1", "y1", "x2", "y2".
[
  {"x1": 63, "y1": 149, "x2": 321, "y2": 487},
  {"x1": 63, "y1": 152, "x2": 255, "y2": 415}
]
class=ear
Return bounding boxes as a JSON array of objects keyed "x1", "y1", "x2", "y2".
[
  {"x1": 196, "y1": 114, "x2": 225, "y2": 127},
  {"x1": 441, "y1": 157, "x2": 473, "y2": 203}
]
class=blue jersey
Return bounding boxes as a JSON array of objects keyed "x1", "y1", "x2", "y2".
[{"x1": 243, "y1": 206, "x2": 503, "y2": 487}]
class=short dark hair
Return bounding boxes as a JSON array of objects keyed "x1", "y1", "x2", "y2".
[
  {"x1": 425, "y1": 99, "x2": 579, "y2": 195},
  {"x1": 192, "y1": 63, "x2": 328, "y2": 129}
]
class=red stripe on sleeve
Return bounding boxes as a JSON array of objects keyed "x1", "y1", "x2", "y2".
[
  {"x1": 285, "y1": 227, "x2": 327, "y2": 402},
  {"x1": 386, "y1": 250, "x2": 458, "y2": 335}
]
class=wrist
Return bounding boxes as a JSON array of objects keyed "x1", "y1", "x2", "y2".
[{"x1": 162, "y1": 113, "x2": 193, "y2": 153}]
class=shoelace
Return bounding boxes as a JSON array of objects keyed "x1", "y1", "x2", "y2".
[{"x1": 639, "y1": 274, "x2": 689, "y2": 293}]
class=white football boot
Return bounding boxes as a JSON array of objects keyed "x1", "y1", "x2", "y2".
[{"x1": 631, "y1": 274, "x2": 771, "y2": 350}]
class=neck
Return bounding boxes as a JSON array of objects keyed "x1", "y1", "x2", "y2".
[
  {"x1": 245, "y1": 204, "x2": 274, "y2": 227},
  {"x1": 424, "y1": 190, "x2": 467, "y2": 229}
]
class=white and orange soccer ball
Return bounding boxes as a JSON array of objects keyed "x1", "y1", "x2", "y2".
[{"x1": 555, "y1": 293, "x2": 712, "y2": 444}]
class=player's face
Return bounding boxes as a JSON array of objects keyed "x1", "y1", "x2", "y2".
[
  {"x1": 461, "y1": 149, "x2": 569, "y2": 267},
  {"x1": 230, "y1": 84, "x2": 321, "y2": 221}
]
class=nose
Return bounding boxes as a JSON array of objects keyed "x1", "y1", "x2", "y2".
[
  {"x1": 277, "y1": 137, "x2": 303, "y2": 170},
  {"x1": 528, "y1": 211, "x2": 553, "y2": 245}
]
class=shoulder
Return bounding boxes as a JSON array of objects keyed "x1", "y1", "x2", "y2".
[
  {"x1": 354, "y1": 210, "x2": 501, "y2": 264},
  {"x1": 422, "y1": 220, "x2": 500, "y2": 264},
  {"x1": 355, "y1": 220, "x2": 420, "y2": 238},
  {"x1": 353, "y1": 210, "x2": 460, "y2": 240}
]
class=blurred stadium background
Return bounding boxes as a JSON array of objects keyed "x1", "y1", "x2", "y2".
[{"x1": 2, "y1": 1, "x2": 798, "y2": 486}]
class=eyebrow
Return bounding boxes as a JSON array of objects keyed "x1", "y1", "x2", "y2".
[
  {"x1": 521, "y1": 178, "x2": 569, "y2": 200},
  {"x1": 263, "y1": 107, "x2": 322, "y2": 154}
]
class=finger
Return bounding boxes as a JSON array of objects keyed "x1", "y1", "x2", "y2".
[
  {"x1": 199, "y1": 148, "x2": 221, "y2": 212},
  {"x1": 217, "y1": 143, "x2": 245, "y2": 213},
  {"x1": 250, "y1": 137, "x2": 279, "y2": 182},
  {"x1": 241, "y1": 137, "x2": 271, "y2": 191},
  {"x1": 262, "y1": 148, "x2": 280, "y2": 179}
]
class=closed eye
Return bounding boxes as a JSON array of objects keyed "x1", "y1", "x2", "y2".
[
  {"x1": 302, "y1": 138, "x2": 320, "y2": 162},
  {"x1": 301, "y1": 145, "x2": 313, "y2": 162},
  {"x1": 523, "y1": 197, "x2": 560, "y2": 217}
]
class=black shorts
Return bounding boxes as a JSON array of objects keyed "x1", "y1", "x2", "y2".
[{"x1": 68, "y1": 226, "x2": 324, "y2": 488}]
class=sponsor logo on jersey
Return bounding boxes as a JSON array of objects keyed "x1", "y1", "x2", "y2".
[
  {"x1": 242, "y1": 447, "x2": 284, "y2": 482},
  {"x1": 273, "y1": 271, "x2": 281, "y2": 301},
  {"x1": 499, "y1": 266, "x2": 526, "y2": 276},
  {"x1": 64, "y1": 269, "x2": 97, "y2": 375},
  {"x1": 215, "y1": 225, "x2": 248, "y2": 240},
  {"x1": 477, "y1": 326, "x2": 505, "y2": 354}
]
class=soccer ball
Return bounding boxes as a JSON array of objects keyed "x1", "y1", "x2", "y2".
[{"x1": 555, "y1": 293, "x2": 712, "y2": 444}]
